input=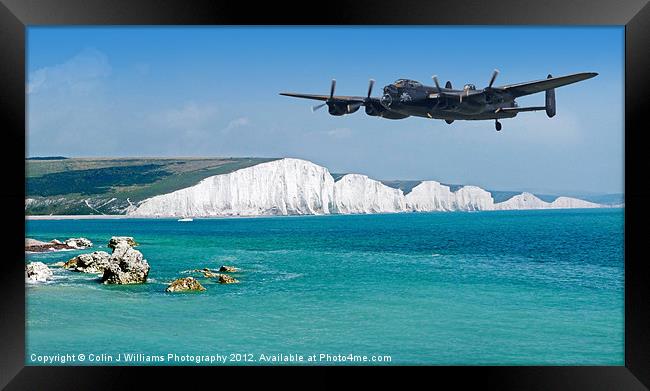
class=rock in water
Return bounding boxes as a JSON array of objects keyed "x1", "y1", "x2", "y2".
[
  {"x1": 166, "y1": 277, "x2": 206, "y2": 292},
  {"x1": 185, "y1": 268, "x2": 219, "y2": 277},
  {"x1": 26, "y1": 238, "x2": 75, "y2": 252},
  {"x1": 25, "y1": 238, "x2": 51, "y2": 248},
  {"x1": 26, "y1": 262, "x2": 53, "y2": 283},
  {"x1": 63, "y1": 257, "x2": 78, "y2": 269},
  {"x1": 108, "y1": 236, "x2": 138, "y2": 250},
  {"x1": 199, "y1": 268, "x2": 218, "y2": 278},
  {"x1": 101, "y1": 242, "x2": 150, "y2": 284},
  {"x1": 26, "y1": 237, "x2": 93, "y2": 252},
  {"x1": 64, "y1": 237, "x2": 93, "y2": 249},
  {"x1": 64, "y1": 251, "x2": 111, "y2": 273},
  {"x1": 217, "y1": 274, "x2": 239, "y2": 284},
  {"x1": 219, "y1": 265, "x2": 239, "y2": 273}
]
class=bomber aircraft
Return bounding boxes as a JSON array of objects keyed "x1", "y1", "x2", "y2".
[{"x1": 280, "y1": 70, "x2": 597, "y2": 131}]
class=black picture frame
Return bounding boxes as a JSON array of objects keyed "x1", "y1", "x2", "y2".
[{"x1": 2, "y1": 0, "x2": 648, "y2": 389}]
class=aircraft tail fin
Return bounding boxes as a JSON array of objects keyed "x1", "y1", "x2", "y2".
[{"x1": 545, "y1": 74, "x2": 556, "y2": 118}]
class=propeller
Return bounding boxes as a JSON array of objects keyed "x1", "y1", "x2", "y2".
[
  {"x1": 487, "y1": 69, "x2": 499, "y2": 88},
  {"x1": 367, "y1": 79, "x2": 375, "y2": 99},
  {"x1": 313, "y1": 78, "x2": 376, "y2": 113},
  {"x1": 312, "y1": 79, "x2": 337, "y2": 111},
  {"x1": 363, "y1": 79, "x2": 376, "y2": 111},
  {"x1": 311, "y1": 102, "x2": 327, "y2": 112},
  {"x1": 460, "y1": 69, "x2": 500, "y2": 103},
  {"x1": 431, "y1": 75, "x2": 442, "y2": 93}
]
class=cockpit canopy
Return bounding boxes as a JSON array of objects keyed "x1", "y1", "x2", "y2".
[
  {"x1": 393, "y1": 79, "x2": 422, "y2": 88},
  {"x1": 463, "y1": 83, "x2": 477, "y2": 90}
]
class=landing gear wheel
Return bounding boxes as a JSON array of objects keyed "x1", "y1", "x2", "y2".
[{"x1": 495, "y1": 120, "x2": 502, "y2": 131}]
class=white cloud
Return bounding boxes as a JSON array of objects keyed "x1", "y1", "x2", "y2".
[
  {"x1": 27, "y1": 48, "x2": 117, "y2": 156},
  {"x1": 27, "y1": 48, "x2": 111, "y2": 94}
]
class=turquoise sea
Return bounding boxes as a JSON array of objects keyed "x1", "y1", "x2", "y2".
[{"x1": 25, "y1": 209, "x2": 624, "y2": 365}]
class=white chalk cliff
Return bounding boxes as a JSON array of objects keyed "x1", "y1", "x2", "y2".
[
  {"x1": 131, "y1": 158, "x2": 335, "y2": 217},
  {"x1": 494, "y1": 192, "x2": 600, "y2": 210},
  {"x1": 404, "y1": 181, "x2": 494, "y2": 211},
  {"x1": 333, "y1": 174, "x2": 406, "y2": 214},
  {"x1": 129, "y1": 158, "x2": 603, "y2": 217}
]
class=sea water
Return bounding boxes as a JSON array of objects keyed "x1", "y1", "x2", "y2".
[{"x1": 25, "y1": 209, "x2": 624, "y2": 365}]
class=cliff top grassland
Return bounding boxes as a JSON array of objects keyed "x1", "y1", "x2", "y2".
[{"x1": 26, "y1": 157, "x2": 277, "y2": 215}]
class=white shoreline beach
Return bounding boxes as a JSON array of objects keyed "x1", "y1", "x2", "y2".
[
  {"x1": 25, "y1": 206, "x2": 624, "y2": 221},
  {"x1": 26, "y1": 215, "x2": 135, "y2": 220}
]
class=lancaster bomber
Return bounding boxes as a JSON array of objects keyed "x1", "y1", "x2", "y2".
[{"x1": 280, "y1": 70, "x2": 597, "y2": 131}]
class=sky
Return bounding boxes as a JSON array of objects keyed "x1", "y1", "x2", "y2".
[{"x1": 27, "y1": 26, "x2": 624, "y2": 195}]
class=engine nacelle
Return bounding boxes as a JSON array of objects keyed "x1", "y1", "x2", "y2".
[
  {"x1": 328, "y1": 102, "x2": 359, "y2": 116},
  {"x1": 365, "y1": 100, "x2": 408, "y2": 119},
  {"x1": 328, "y1": 104, "x2": 345, "y2": 116},
  {"x1": 365, "y1": 101, "x2": 385, "y2": 116}
]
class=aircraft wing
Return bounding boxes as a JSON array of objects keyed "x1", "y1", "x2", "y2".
[
  {"x1": 279, "y1": 92, "x2": 366, "y2": 103},
  {"x1": 496, "y1": 72, "x2": 597, "y2": 98}
]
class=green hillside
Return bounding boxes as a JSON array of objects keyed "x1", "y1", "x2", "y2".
[{"x1": 26, "y1": 157, "x2": 277, "y2": 215}]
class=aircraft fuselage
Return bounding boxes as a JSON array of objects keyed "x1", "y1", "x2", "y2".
[{"x1": 378, "y1": 82, "x2": 517, "y2": 120}]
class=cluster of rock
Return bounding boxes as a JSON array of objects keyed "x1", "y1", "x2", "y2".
[
  {"x1": 25, "y1": 236, "x2": 149, "y2": 285},
  {"x1": 25, "y1": 237, "x2": 93, "y2": 253},
  {"x1": 26, "y1": 235, "x2": 241, "y2": 291},
  {"x1": 188, "y1": 268, "x2": 220, "y2": 278},
  {"x1": 60, "y1": 236, "x2": 149, "y2": 284},
  {"x1": 166, "y1": 265, "x2": 240, "y2": 293},
  {"x1": 25, "y1": 237, "x2": 94, "y2": 283}
]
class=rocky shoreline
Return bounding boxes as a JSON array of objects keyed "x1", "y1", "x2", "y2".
[{"x1": 25, "y1": 236, "x2": 242, "y2": 292}]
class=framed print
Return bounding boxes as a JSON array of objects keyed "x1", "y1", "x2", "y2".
[{"x1": 1, "y1": 0, "x2": 648, "y2": 389}]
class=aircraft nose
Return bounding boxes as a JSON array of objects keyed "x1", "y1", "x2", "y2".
[
  {"x1": 384, "y1": 85, "x2": 398, "y2": 95},
  {"x1": 380, "y1": 93, "x2": 393, "y2": 108}
]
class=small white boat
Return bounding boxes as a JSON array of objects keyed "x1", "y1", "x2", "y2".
[{"x1": 177, "y1": 217, "x2": 193, "y2": 222}]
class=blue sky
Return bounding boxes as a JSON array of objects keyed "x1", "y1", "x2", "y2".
[{"x1": 27, "y1": 27, "x2": 623, "y2": 194}]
